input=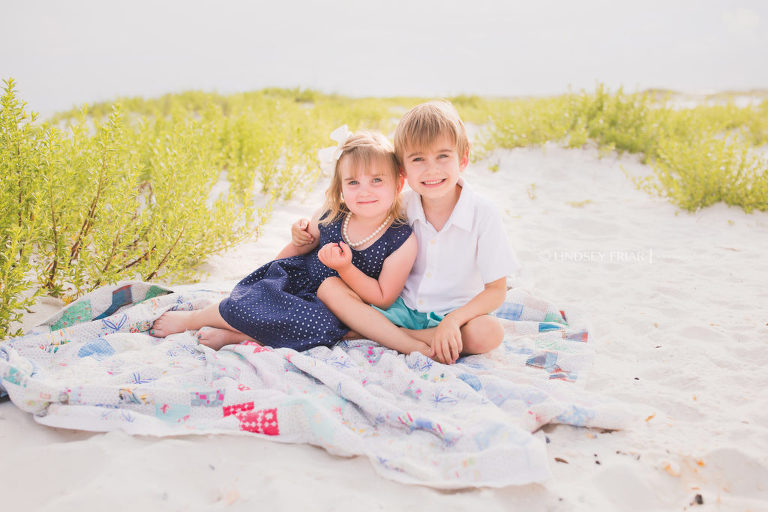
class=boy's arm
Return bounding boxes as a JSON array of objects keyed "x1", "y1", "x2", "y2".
[
  {"x1": 291, "y1": 218, "x2": 315, "y2": 247},
  {"x1": 429, "y1": 198, "x2": 516, "y2": 363},
  {"x1": 442, "y1": 276, "x2": 506, "y2": 328},
  {"x1": 430, "y1": 277, "x2": 507, "y2": 364},
  {"x1": 318, "y1": 234, "x2": 417, "y2": 309},
  {"x1": 276, "y1": 212, "x2": 322, "y2": 259}
]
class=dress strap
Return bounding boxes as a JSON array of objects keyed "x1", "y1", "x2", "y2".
[{"x1": 385, "y1": 221, "x2": 413, "y2": 250}]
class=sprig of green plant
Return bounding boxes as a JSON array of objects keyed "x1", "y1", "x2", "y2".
[{"x1": 0, "y1": 79, "x2": 44, "y2": 337}]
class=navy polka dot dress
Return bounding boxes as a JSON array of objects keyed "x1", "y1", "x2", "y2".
[{"x1": 219, "y1": 213, "x2": 412, "y2": 351}]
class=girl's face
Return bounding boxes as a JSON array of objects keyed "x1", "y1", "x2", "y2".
[{"x1": 339, "y1": 156, "x2": 399, "y2": 220}]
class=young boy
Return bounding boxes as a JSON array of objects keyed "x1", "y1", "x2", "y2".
[{"x1": 294, "y1": 101, "x2": 519, "y2": 364}]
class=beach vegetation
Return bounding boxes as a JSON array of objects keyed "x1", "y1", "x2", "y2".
[
  {"x1": 1, "y1": 79, "x2": 766, "y2": 337},
  {"x1": 475, "y1": 85, "x2": 767, "y2": 213},
  {"x1": 1, "y1": 79, "x2": 44, "y2": 337}
]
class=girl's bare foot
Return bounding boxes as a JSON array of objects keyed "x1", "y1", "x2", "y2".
[
  {"x1": 342, "y1": 329, "x2": 362, "y2": 340},
  {"x1": 411, "y1": 340, "x2": 436, "y2": 360},
  {"x1": 196, "y1": 326, "x2": 257, "y2": 351},
  {"x1": 150, "y1": 311, "x2": 196, "y2": 337}
]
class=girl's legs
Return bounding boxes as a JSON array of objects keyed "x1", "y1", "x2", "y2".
[
  {"x1": 195, "y1": 327, "x2": 258, "y2": 350},
  {"x1": 150, "y1": 301, "x2": 258, "y2": 350},
  {"x1": 150, "y1": 302, "x2": 230, "y2": 336},
  {"x1": 317, "y1": 277, "x2": 432, "y2": 357},
  {"x1": 400, "y1": 327, "x2": 432, "y2": 344}
]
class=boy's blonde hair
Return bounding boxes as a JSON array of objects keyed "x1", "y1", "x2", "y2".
[
  {"x1": 321, "y1": 131, "x2": 405, "y2": 226},
  {"x1": 393, "y1": 100, "x2": 470, "y2": 165}
]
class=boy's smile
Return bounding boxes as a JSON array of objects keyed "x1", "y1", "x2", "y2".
[{"x1": 402, "y1": 136, "x2": 469, "y2": 201}]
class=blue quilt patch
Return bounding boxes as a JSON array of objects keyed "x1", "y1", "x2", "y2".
[{"x1": 77, "y1": 338, "x2": 116, "y2": 360}]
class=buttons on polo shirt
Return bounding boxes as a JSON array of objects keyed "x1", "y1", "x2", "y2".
[{"x1": 426, "y1": 272, "x2": 432, "y2": 278}]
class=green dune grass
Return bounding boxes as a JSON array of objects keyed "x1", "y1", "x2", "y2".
[{"x1": 1, "y1": 78, "x2": 766, "y2": 337}]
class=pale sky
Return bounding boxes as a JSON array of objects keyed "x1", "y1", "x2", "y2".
[{"x1": 2, "y1": 0, "x2": 767, "y2": 118}]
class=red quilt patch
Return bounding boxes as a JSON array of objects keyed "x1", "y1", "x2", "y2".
[
  {"x1": 238, "y1": 407, "x2": 279, "y2": 435},
  {"x1": 223, "y1": 401, "x2": 255, "y2": 417}
]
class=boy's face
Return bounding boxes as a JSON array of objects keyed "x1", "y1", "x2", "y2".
[{"x1": 400, "y1": 136, "x2": 469, "y2": 201}]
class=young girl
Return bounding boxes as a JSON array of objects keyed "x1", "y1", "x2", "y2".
[{"x1": 150, "y1": 131, "x2": 428, "y2": 355}]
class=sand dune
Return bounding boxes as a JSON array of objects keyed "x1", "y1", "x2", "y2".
[{"x1": 2, "y1": 144, "x2": 767, "y2": 511}]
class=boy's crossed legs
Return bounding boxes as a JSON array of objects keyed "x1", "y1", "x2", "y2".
[
  {"x1": 150, "y1": 303, "x2": 258, "y2": 350},
  {"x1": 318, "y1": 277, "x2": 503, "y2": 364},
  {"x1": 401, "y1": 318, "x2": 504, "y2": 358}
]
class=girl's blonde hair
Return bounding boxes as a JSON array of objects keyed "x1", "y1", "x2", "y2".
[{"x1": 320, "y1": 131, "x2": 406, "y2": 226}]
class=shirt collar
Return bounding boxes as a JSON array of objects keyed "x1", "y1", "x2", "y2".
[
  {"x1": 447, "y1": 177, "x2": 474, "y2": 231},
  {"x1": 407, "y1": 177, "x2": 474, "y2": 232}
]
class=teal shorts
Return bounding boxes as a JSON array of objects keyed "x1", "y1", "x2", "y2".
[{"x1": 372, "y1": 297, "x2": 445, "y2": 330}]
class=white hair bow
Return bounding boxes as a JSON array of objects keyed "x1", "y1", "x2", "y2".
[{"x1": 318, "y1": 124, "x2": 352, "y2": 167}]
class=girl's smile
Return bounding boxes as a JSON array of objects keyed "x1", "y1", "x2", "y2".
[{"x1": 340, "y1": 158, "x2": 397, "y2": 222}]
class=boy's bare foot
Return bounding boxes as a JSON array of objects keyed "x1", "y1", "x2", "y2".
[
  {"x1": 196, "y1": 326, "x2": 257, "y2": 351},
  {"x1": 150, "y1": 311, "x2": 195, "y2": 337}
]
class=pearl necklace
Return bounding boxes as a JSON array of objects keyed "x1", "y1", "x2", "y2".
[{"x1": 342, "y1": 212, "x2": 391, "y2": 248}]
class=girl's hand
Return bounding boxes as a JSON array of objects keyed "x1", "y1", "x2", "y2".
[
  {"x1": 318, "y1": 241, "x2": 353, "y2": 271},
  {"x1": 432, "y1": 316, "x2": 462, "y2": 364},
  {"x1": 291, "y1": 218, "x2": 314, "y2": 247}
]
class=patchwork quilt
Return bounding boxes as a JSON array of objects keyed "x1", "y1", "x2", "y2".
[{"x1": 0, "y1": 281, "x2": 630, "y2": 488}]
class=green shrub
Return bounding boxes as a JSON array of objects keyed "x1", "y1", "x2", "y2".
[
  {"x1": 480, "y1": 84, "x2": 768, "y2": 212},
  {"x1": 0, "y1": 79, "x2": 44, "y2": 337},
  {"x1": 2, "y1": 79, "x2": 766, "y2": 338}
]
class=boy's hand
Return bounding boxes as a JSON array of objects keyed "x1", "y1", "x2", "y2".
[
  {"x1": 432, "y1": 316, "x2": 462, "y2": 364},
  {"x1": 291, "y1": 218, "x2": 314, "y2": 247},
  {"x1": 318, "y1": 241, "x2": 353, "y2": 271}
]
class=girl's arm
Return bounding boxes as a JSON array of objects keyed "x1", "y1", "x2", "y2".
[
  {"x1": 275, "y1": 211, "x2": 322, "y2": 259},
  {"x1": 318, "y1": 233, "x2": 417, "y2": 309}
]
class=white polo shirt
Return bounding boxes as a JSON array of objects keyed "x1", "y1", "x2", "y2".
[{"x1": 401, "y1": 180, "x2": 519, "y2": 315}]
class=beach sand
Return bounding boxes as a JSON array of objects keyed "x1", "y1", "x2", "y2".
[{"x1": 2, "y1": 144, "x2": 767, "y2": 511}]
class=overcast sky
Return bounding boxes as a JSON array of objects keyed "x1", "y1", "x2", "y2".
[{"x1": 2, "y1": 0, "x2": 767, "y2": 118}]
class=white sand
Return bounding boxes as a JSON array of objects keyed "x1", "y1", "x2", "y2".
[{"x1": 2, "y1": 144, "x2": 768, "y2": 511}]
